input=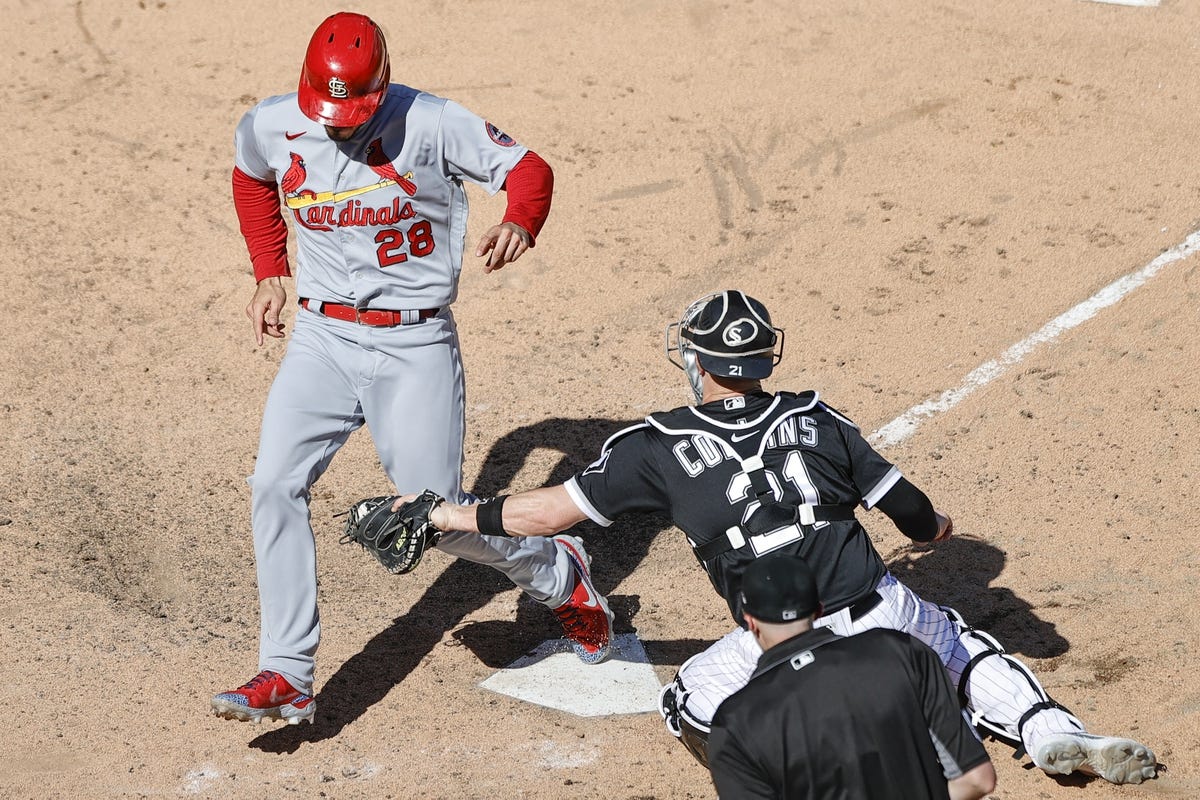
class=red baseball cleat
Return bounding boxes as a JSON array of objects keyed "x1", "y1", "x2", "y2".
[
  {"x1": 551, "y1": 535, "x2": 615, "y2": 664},
  {"x1": 211, "y1": 670, "x2": 315, "y2": 725}
]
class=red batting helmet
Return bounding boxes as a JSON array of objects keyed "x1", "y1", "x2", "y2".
[{"x1": 298, "y1": 13, "x2": 391, "y2": 127}]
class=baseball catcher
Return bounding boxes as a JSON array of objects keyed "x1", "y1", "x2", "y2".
[
  {"x1": 339, "y1": 491, "x2": 445, "y2": 575},
  {"x1": 393, "y1": 289, "x2": 1158, "y2": 786}
]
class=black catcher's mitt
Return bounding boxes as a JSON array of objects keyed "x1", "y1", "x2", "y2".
[{"x1": 339, "y1": 491, "x2": 445, "y2": 575}]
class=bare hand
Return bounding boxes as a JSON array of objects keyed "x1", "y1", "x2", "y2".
[
  {"x1": 475, "y1": 222, "x2": 532, "y2": 273},
  {"x1": 392, "y1": 493, "x2": 452, "y2": 530},
  {"x1": 931, "y1": 512, "x2": 954, "y2": 543},
  {"x1": 245, "y1": 277, "x2": 287, "y2": 346}
]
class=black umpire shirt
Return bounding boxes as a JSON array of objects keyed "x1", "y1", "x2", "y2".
[
  {"x1": 708, "y1": 627, "x2": 990, "y2": 800},
  {"x1": 566, "y1": 391, "x2": 901, "y2": 622}
]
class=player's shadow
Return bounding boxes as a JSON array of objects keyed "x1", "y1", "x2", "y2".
[
  {"x1": 883, "y1": 535, "x2": 1068, "y2": 659},
  {"x1": 883, "y1": 537, "x2": 1170, "y2": 785},
  {"x1": 451, "y1": 590, "x2": 703, "y2": 668},
  {"x1": 249, "y1": 416, "x2": 682, "y2": 752}
]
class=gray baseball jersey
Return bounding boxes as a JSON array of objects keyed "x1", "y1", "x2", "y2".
[{"x1": 235, "y1": 85, "x2": 527, "y2": 308}]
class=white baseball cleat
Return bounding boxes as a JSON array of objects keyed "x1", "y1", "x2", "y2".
[{"x1": 1035, "y1": 732, "x2": 1157, "y2": 784}]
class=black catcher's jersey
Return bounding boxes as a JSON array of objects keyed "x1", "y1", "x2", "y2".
[{"x1": 566, "y1": 391, "x2": 903, "y2": 622}]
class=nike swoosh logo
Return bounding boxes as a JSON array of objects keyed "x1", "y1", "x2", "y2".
[
  {"x1": 285, "y1": 131, "x2": 306, "y2": 140},
  {"x1": 731, "y1": 432, "x2": 757, "y2": 442},
  {"x1": 267, "y1": 687, "x2": 292, "y2": 705},
  {"x1": 578, "y1": 574, "x2": 600, "y2": 609}
]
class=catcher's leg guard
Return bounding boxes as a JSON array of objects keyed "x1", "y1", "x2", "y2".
[
  {"x1": 659, "y1": 675, "x2": 712, "y2": 768},
  {"x1": 941, "y1": 606, "x2": 1081, "y2": 757}
]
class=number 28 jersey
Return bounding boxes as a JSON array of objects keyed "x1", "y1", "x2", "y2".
[
  {"x1": 566, "y1": 391, "x2": 904, "y2": 622},
  {"x1": 234, "y1": 85, "x2": 527, "y2": 310}
]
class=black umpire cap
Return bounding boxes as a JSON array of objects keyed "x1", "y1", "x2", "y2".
[{"x1": 739, "y1": 553, "x2": 821, "y2": 623}]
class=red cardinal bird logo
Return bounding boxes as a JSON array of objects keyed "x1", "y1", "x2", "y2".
[
  {"x1": 281, "y1": 152, "x2": 307, "y2": 195},
  {"x1": 366, "y1": 138, "x2": 417, "y2": 196}
]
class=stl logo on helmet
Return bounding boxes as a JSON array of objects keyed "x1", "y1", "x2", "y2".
[
  {"x1": 327, "y1": 77, "x2": 349, "y2": 99},
  {"x1": 723, "y1": 319, "x2": 759, "y2": 346}
]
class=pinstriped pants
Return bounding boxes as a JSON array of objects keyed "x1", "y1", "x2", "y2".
[{"x1": 676, "y1": 571, "x2": 1081, "y2": 756}]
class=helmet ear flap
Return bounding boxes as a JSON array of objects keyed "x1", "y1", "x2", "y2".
[
  {"x1": 681, "y1": 345, "x2": 705, "y2": 405},
  {"x1": 665, "y1": 297, "x2": 715, "y2": 405}
]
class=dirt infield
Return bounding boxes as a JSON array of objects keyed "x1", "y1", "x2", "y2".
[{"x1": 2, "y1": 1, "x2": 1198, "y2": 797}]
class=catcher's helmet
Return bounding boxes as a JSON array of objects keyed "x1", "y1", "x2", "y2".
[
  {"x1": 666, "y1": 290, "x2": 784, "y2": 402},
  {"x1": 298, "y1": 13, "x2": 391, "y2": 127}
]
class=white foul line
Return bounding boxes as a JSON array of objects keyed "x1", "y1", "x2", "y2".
[{"x1": 869, "y1": 229, "x2": 1200, "y2": 449}]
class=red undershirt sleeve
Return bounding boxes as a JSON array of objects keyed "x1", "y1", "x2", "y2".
[
  {"x1": 500, "y1": 151, "x2": 554, "y2": 246},
  {"x1": 232, "y1": 167, "x2": 291, "y2": 281}
]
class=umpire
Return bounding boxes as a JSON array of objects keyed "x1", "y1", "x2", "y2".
[{"x1": 708, "y1": 553, "x2": 996, "y2": 800}]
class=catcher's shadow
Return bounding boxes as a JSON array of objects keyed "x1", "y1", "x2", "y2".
[
  {"x1": 884, "y1": 536, "x2": 1173, "y2": 783},
  {"x1": 249, "y1": 416, "x2": 675, "y2": 751},
  {"x1": 452, "y1": 589, "x2": 713, "y2": 670},
  {"x1": 453, "y1": 417, "x2": 684, "y2": 665},
  {"x1": 884, "y1": 534, "x2": 1069, "y2": 659}
]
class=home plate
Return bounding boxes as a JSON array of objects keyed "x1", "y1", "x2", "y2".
[{"x1": 479, "y1": 633, "x2": 662, "y2": 717}]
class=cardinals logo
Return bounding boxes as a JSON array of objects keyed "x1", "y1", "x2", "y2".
[
  {"x1": 280, "y1": 152, "x2": 331, "y2": 229},
  {"x1": 281, "y1": 140, "x2": 420, "y2": 232},
  {"x1": 281, "y1": 152, "x2": 307, "y2": 196},
  {"x1": 366, "y1": 138, "x2": 417, "y2": 196}
]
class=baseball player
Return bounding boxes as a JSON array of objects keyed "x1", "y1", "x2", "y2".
[
  {"x1": 210, "y1": 12, "x2": 613, "y2": 726},
  {"x1": 402, "y1": 290, "x2": 1158, "y2": 785}
]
